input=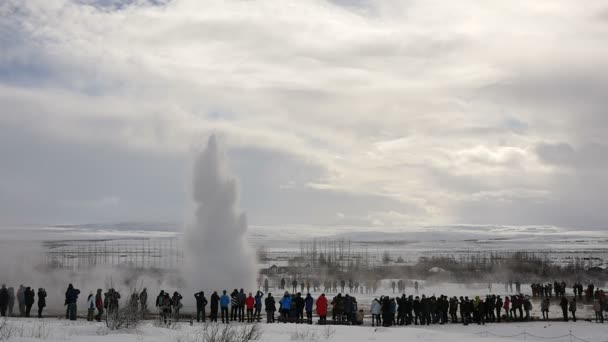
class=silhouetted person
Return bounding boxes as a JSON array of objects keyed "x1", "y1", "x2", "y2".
[
  {"x1": 17, "y1": 285, "x2": 25, "y2": 316},
  {"x1": 65, "y1": 284, "x2": 80, "y2": 320},
  {"x1": 139, "y1": 288, "x2": 148, "y2": 319},
  {"x1": 37, "y1": 288, "x2": 47, "y2": 318},
  {"x1": 265, "y1": 293, "x2": 276, "y2": 323},
  {"x1": 0, "y1": 285, "x2": 8, "y2": 317},
  {"x1": 23, "y1": 287, "x2": 34, "y2": 317},
  {"x1": 194, "y1": 291, "x2": 208, "y2": 322},
  {"x1": 210, "y1": 291, "x2": 219, "y2": 322},
  {"x1": 7, "y1": 287, "x2": 15, "y2": 317}
]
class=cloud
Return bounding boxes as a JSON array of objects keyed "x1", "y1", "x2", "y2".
[{"x1": 0, "y1": 0, "x2": 607, "y2": 229}]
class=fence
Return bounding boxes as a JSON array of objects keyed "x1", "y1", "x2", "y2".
[{"x1": 43, "y1": 237, "x2": 183, "y2": 270}]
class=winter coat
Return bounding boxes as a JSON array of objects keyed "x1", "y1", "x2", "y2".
[
  {"x1": 37, "y1": 290, "x2": 47, "y2": 308},
  {"x1": 295, "y1": 296, "x2": 305, "y2": 313},
  {"x1": 569, "y1": 300, "x2": 577, "y2": 312},
  {"x1": 230, "y1": 291, "x2": 239, "y2": 307},
  {"x1": 0, "y1": 287, "x2": 8, "y2": 306},
  {"x1": 316, "y1": 295, "x2": 328, "y2": 316},
  {"x1": 265, "y1": 296, "x2": 276, "y2": 312},
  {"x1": 220, "y1": 294, "x2": 230, "y2": 308},
  {"x1": 238, "y1": 291, "x2": 246, "y2": 307},
  {"x1": 139, "y1": 290, "x2": 147, "y2": 306},
  {"x1": 194, "y1": 292, "x2": 208, "y2": 308},
  {"x1": 493, "y1": 298, "x2": 501, "y2": 310},
  {"x1": 280, "y1": 295, "x2": 292, "y2": 311},
  {"x1": 503, "y1": 297, "x2": 510, "y2": 310},
  {"x1": 371, "y1": 299, "x2": 381, "y2": 315},
  {"x1": 95, "y1": 292, "x2": 103, "y2": 310},
  {"x1": 593, "y1": 300, "x2": 601, "y2": 312},
  {"x1": 88, "y1": 294, "x2": 95, "y2": 309},
  {"x1": 172, "y1": 293, "x2": 183, "y2": 309},
  {"x1": 210, "y1": 293, "x2": 220, "y2": 311},
  {"x1": 246, "y1": 296, "x2": 255, "y2": 310},
  {"x1": 305, "y1": 294, "x2": 314, "y2": 312},
  {"x1": 24, "y1": 288, "x2": 35, "y2": 306},
  {"x1": 255, "y1": 292, "x2": 263, "y2": 309},
  {"x1": 541, "y1": 299, "x2": 549, "y2": 311},
  {"x1": 65, "y1": 286, "x2": 80, "y2": 304},
  {"x1": 343, "y1": 296, "x2": 353, "y2": 314},
  {"x1": 17, "y1": 287, "x2": 25, "y2": 304}
]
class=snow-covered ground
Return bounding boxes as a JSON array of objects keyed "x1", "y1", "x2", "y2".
[{"x1": 1, "y1": 317, "x2": 606, "y2": 342}]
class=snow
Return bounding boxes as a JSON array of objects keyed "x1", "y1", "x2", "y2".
[{"x1": 1, "y1": 317, "x2": 607, "y2": 342}]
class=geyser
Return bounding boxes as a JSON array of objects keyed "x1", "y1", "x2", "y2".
[{"x1": 182, "y1": 136, "x2": 257, "y2": 291}]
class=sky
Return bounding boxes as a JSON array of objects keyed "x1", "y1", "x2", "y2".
[{"x1": 0, "y1": 0, "x2": 607, "y2": 230}]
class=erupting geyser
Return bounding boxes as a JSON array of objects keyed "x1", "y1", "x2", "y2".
[{"x1": 182, "y1": 135, "x2": 257, "y2": 291}]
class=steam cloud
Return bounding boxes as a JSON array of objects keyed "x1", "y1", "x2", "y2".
[{"x1": 181, "y1": 135, "x2": 257, "y2": 291}]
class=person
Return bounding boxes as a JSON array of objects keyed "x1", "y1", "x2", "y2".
[
  {"x1": 160, "y1": 292, "x2": 172, "y2": 324},
  {"x1": 593, "y1": 299, "x2": 603, "y2": 323},
  {"x1": 355, "y1": 309, "x2": 364, "y2": 325},
  {"x1": 279, "y1": 291, "x2": 292, "y2": 321},
  {"x1": 280, "y1": 278, "x2": 286, "y2": 290},
  {"x1": 292, "y1": 279, "x2": 298, "y2": 294},
  {"x1": 265, "y1": 293, "x2": 276, "y2": 323},
  {"x1": 17, "y1": 285, "x2": 25, "y2": 317},
  {"x1": 238, "y1": 289, "x2": 246, "y2": 322},
  {"x1": 343, "y1": 294, "x2": 353, "y2": 322},
  {"x1": 156, "y1": 290, "x2": 165, "y2": 317},
  {"x1": 7, "y1": 287, "x2": 15, "y2": 317},
  {"x1": 34, "y1": 288, "x2": 45, "y2": 319},
  {"x1": 139, "y1": 288, "x2": 148, "y2": 319},
  {"x1": 459, "y1": 297, "x2": 468, "y2": 325},
  {"x1": 541, "y1": 297, "x2": 550, "y2": 320},
  {"x1": 23, "y1": 286, "x2": 36, "y2": 317},
  {"x1": 569, "y1": 298, "x2": 577, "y2": 322},
  {"x1": 107, "y1": 288, "x2": 120, "y2": 314},
  {"x1": 65, "y1": 284, "x2": 80, "y2": 321},
  {"x1": 230, "y1": 289, "x2": 239, "y2": 321},
  {"x1": 316, "y1": 293, "x2": 328, "y2": 325},
  {"x1": 246, "y1": 293, "x2": 255, "y2": 323},
  {"x1": 370, "y1": 298, "x2": 381, "y2": 326},
  {"x1": 0, "y1": 285, "x2": 8, "y2": 317},
  {"x1": 210, "y1": 291, "x2": 220, "y2": 322},
  {"x1": 523, "y1": 296, "x2": 532, "y2": 321},
  {"x1": 559, "y1": 296, "x2": 569, "y2": 322},
  {"x1": 130, "y1": 291, "x2": 139, "y2": 311},
  {"x1": 254, "y1": 291, "x2": 264, "y2": 322},
  {"x1": 87, "y1": 291, "x2": 96, "y2": 321},
  {"x1": 305, "y1": 293, "x2": 314, "y2": 324},
  {"x1": 172, "y1": 291, "x2": 183, "y2": 321},
  {"x1": 295, "y1": 293, "x2": 305, "y2": 322},
  {"x1": 220, "y1": 290, "x2": 230, "y2": 324},
  {"x1": 194, "y1": 291, "x2": 208, "y2": 323},
  {"x1": 495, "y1": 296, "x2": 503, "y2": 323},
  {"x1": 95, "y1": 289, "x2": 104, "y2": 321}
]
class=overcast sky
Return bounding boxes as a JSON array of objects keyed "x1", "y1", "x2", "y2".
[{"x1": 1, "y1": 0, "x2": 607, "y2": 230}]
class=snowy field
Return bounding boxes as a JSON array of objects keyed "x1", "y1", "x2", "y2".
[{"x1": 1, "y1": 318, "x2": 607, "y2": 342}]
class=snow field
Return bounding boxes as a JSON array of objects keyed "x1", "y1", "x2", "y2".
[{"x1": 1, "y1": 318, "x2": 607, "y2": 342}]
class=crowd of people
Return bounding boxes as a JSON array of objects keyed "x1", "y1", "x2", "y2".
[
  {"x1": 0, "y1": 284, "x2": 46, "y2": 318},
  {"x1": 1, "y1": 281, "x2": 606, "y2": 326}
]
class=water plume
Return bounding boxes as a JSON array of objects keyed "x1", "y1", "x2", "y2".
[{"x1": 181, "y1": 135, "x2": 257, "y2": 291}]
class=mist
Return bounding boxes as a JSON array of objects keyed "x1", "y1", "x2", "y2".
[{"x1": 181, "y1": 136, "x2": 257, "y2": 293}]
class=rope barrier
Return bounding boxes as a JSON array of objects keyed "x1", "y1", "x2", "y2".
[{"x1": 473, "y1": 330, "x2": 606, "y2": 342}]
